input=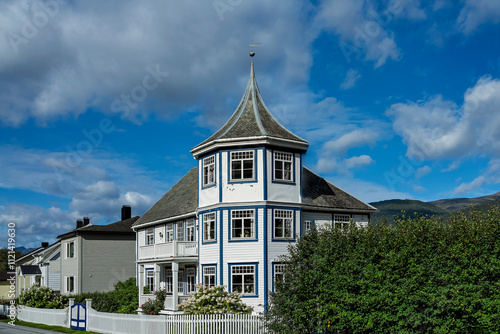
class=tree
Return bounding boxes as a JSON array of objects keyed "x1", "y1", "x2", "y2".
[
  {"x1": 0, "y1": 248, "x2": 23, "y2": 271},
  {"x1": 178, "y1": 284, "x2": 253, "y2": 315},
  {"x1": 266, "y1": 206, "x2": 500, "y2": 333}
]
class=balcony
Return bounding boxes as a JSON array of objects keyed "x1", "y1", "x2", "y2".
[{"x1": 138, "y1": 241, "x2": 198, "y2": 261}]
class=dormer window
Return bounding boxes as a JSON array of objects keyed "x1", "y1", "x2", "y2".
[
  {"x1": 274, "y1": 152, "x2": 293, "y2": 182},
  {"x1": 230, "y1": 151, "x2": 254, "y2": 181},
  {"x1": 203, "y1": 155, "x2": 216, "y2": 187}
]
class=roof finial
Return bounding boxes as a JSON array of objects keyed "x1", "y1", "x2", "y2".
[{"x1": 249, "y1": 41, "x2": 260, "y2": 57}]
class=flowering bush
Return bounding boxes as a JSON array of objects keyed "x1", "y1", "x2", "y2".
[
  {"x1": 18, "y1": 286, "x2": 68, "y2": 309},
  {"x1": 140, "y1": 289, "x2": 166, "y2": 315},
  {"x1": 178, "y1": 284, "x2": 253, "y2": 315}
]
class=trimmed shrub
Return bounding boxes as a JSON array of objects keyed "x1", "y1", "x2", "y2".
[
  {"x1": 266, "y1": 206, "x2": 500, "y2": 333},
  {"x1": 17, "y1": 286, "x2": 68, "y2": 309}
]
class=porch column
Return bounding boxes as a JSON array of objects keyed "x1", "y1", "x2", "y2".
[
  {"x1": 172, "y1": 260, "x2": 178, "y2": 311},
  {"x1": 138, "y1": 265, "x2": 144, "y2": 308},
  {"x1": 154, "y1": 264, "x2": 161, "y2": 292}
]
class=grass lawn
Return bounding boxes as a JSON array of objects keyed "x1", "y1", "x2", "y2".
[{"x1": 1, "y1": 318, "x2": 100, "y2": 333}]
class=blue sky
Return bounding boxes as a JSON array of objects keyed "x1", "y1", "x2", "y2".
[{"x1": 1, "y1": 0, "x2": 500, "y2": 248}]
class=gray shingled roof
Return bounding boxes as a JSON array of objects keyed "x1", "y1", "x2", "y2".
[
  {"x1": 191, "y1": 58, "x2": 308, "y2": 155},
  {"x1": 58, "y1": 216, "x2": 139, "y2": 240},
  {"x1": 20, "y1": 265, "x2": 41, "y2": 275},
  {"x1": 302, "y1": 167, "x2": 376, "y2": 212},
  {"x1": 133, "y1": 167, "x2": 198, "y2": 227},
  {"x1": 134, "y1": 166, "x2": 375, "y2": 227}
]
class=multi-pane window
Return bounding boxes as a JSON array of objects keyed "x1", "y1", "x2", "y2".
[
  {"x1": 186, "y1": 220, "x2": 195, "y2": 241},
  {"x1": 231, "y1": 210, "x2": 255, "y2": 239},
  {"x1": 166, "y1": 223, "x2": 174, "y2": 242},
  {"x1": 146, "y1": 228, "x2": 154, "y2": 245},
  {"x1": 230, "y1": 151, "x2": 254, "y2": 181},
  {"x1": 203, "y1": 156, "x2": 216, "y2": 187},
  {"x1": 177, "y1": 222, "x2": 184, "y2": 241},
  {"x1": 66, "y1": 276, "x2": 75, "y2": 293},
  {"x1": 187, "y1": 268, "x2": 196, "y2": 293},
  {"x1": 231, "y1": 265, "x2": 256, "y2": 295},
  {"x1": 146, "y1": 269, "x2": 154, "y2": 293},
  {"x1": 203, "y1": 266, "x2": 216, "y2": 287},
  {"x1": 334, "y1": 214, "x2": 350, "y2": 231},
  {"x1": 274, "y1": 264, "x2": 286, "y2": 285},
  {"x1": 274, "y1": 210, "x2": 293, "y2": 239},
  {"x1": 165, "y1": 270, "x2": 173, "y2": 293},
  {"x1": 178, "y1": 270, "x2": 184, "y2": 294},
  {"x1": 203, "y1": 213, "x2": 216, "y2": 242},
  {"x1": 66, "y1": 242, "x2": 75, "y2": 258},
  {"x1": 274, "y1": 152, "x2": 292, "y2": 181},
  {"x1": 304, "y1": 220, "x2": 312, "y2": 233}
]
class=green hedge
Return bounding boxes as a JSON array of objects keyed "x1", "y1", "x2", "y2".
[{"x1": 266, "y1": 206, "x2": 500, "y2": 333}]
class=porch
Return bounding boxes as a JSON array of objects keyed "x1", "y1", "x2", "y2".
[{"x1": 138, "y1": 258, "x2": 197, "y2": 313}]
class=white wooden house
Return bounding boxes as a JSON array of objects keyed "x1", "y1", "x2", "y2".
[{"x1": 132, "y1": 54, "x2": 377, "y2": 314}]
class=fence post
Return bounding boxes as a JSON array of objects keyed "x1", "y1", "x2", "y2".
[
  {"x1": 85, "y1": 299, "x2": 92, "y2": 331},
  {"x1": 68, "y1": 298, "x2": 74, "y2": 328}
]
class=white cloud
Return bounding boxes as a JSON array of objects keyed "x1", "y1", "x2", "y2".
[
  {"x1": 454, "y1": 159, "x2": 500, "y2": 194},
  {"x1": 324, "y1": 129, "x2": 380, "y2": 154},
  {"x1": 413, "y1": 185, "x2": 426, "y2": 192},
  {"x1": 340, "y1": 69, "x2": 362, "y2": 89},
  {"x1": 416, "y1": 165, "x2": 431, "y2": 179},
  {"x1": 387, "y1": 76, "x2": 500, "y2": 161},
  {"x1": 345, "y1": 155, "x2": 374, "y2": 169},
  {"x1": 457, "y1": 0, "x2": 500, "y2": 34}
]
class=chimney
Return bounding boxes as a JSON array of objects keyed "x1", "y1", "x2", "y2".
[
  {"x1": 83, "y1": 217, "x2": 90, "y2": 226},
  {"x1": 41, "y1": 242, "x2": 49, "y2": 248},
  {"x1": 121, "y1": 205, "x2": 132, "y2": 220},
  {"x1": 76, "y1": 219, "x2": 83, "y2": 229}
]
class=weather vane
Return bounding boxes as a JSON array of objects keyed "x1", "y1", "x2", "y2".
[{"x1": 249, "y1": 41, "x2": 260, "y2": 57}]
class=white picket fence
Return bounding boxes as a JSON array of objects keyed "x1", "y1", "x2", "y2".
[
  {"x1": 166, "y1": 314, "x2": 265, "y2": 334},
  {"x1": 15, "y1": 305, "x2": 266, "y2": 334}
]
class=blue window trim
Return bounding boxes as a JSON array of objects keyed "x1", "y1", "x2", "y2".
[
  {"x1": 228, "y1": 262, "x2": 259, "y2": 298},
  {"x1": 263, "y1": 147, "x2": 268, "y2": 201},
  {"x1": 201, "y1": 153, "x2": 217, "y2": 190},
  {"x1": 271, "y1": 206, "x2": 297, "y2": 242},
  {"x1": 227, "y1": 148, "x2": 258, "y2": 184},
  {"x1": 201, "y1": 210, "x2": 217, "y2": 245},
  {"x1": 271, "y1": 150, "x2": 296, "y2": 185},
  {"x1": 201, "y1": 264, "x2": 217, "y2": 286},
  {"x1": 219, "y1": 152, "x2": 223, "y2": 202},
  {"x1": 228, "y1": 207, "x2": 259, "y2": 243}
]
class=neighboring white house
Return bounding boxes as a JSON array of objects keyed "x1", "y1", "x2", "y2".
[
  {"x1": 132, "y1": 53, "x2": 377, "y2": 314},
  {"x1": 32, "y1": 241, "x2": 61, "y2": 293}
]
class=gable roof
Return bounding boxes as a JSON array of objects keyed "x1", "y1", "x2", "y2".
[
  {"x1": 191, "y1": 56, "x2": 308, "y2": 158},
  {"x1": 302, "y1": 167, "x2": 377, "y2": 212},
  {"x1": 133, "y1": 167, "x2": 199, "y2": 228},
  {"x1": 133, "y1": 165, "x2": 375, "y2": 228},
  {"x1": 58, "y1": 216, "x2": 139, "y2": 240}
]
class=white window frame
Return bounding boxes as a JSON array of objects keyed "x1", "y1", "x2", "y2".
[
  {"x1": 230, "y1": 150, "x2": 254, "y2": 181},
  {"x1": 166, "y1": 223, "x2": 174, "y2": 242},
  {"x1": 203, "y1": 212, "x2": 216, "y2": 242},
  {"x1": 273, "y1": 263, "x2": 286, "y2": 290},
  {"x1": 177, "y1": 222, "x2": 184, "y2": 241},
  {"x1": 178, "y1": 269, "x2": 184, "y2": 294},
  {"x1": 146, "y1": 228, "x2": 154, "y2": 245},
  {"x1": 231, "y1": 209, "x2": 255, "y2": 239},
  {"x1": 274, "y1": 151, "x2": 293, "y2": 181},
  {"x1": 304, "y1": 220, "x2": 312, "y2": 233},
  {"x1": 203, "y1": 266, "x2": 216, "y2": 287},
  {"x1": 165, "y1": 270, "x2": 173, "y2": 294},
  {"x1": 186, "y1": 220, "x2": 195, "y2": 242},
  {"x1": 65, "y1": 276, "x2": 75, "y2": 293},
  {"x1": 66, "y1": 242, "x2": 75, "y2": 258},
  {"x1": 187, "y1": 268, "x2": 196, "y2": 293},
  {"x1": 334, "y1": 214, "x2": 350, "y2": 231},
  {"x1": 274, "y1": 209, "x2": 293, "y2": 239},
  {"x1": 203, "y1": 155, "x2": 216, "y2": 187},
  {"x1": 231, "y1": 265, "x2": 256, "y2": 295},
  {"x1": 146, "y1": 269, "x2": 154, "y2": 293}
]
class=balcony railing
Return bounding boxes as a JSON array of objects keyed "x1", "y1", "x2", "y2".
[{"x1": 138, "y1": 241, "x2": 197, "y2": 260}]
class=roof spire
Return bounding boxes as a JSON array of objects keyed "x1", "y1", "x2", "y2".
[{"x1": 249, "y1": 42, "x2": 260, "y2": 78}]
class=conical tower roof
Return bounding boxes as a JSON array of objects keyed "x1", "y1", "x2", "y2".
[{"x1": 191, "y1": 55, "x2": 309, "y2": 159}]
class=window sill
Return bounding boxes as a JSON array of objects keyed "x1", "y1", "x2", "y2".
[{"x1": 229, "y1": 238, "x2": 259, "y2": 242}]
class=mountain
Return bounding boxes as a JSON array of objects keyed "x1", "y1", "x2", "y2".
[
  {"x1": 369, "y1": 192, "x2": 500, "y2": 224},
  {"x1": 369, "y1": 199, "x2": 448, "y2": 224}
]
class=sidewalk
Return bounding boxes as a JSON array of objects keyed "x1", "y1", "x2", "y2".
[{"x1": 0, "y1": 321, "x2": 60, "y2": 333}]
